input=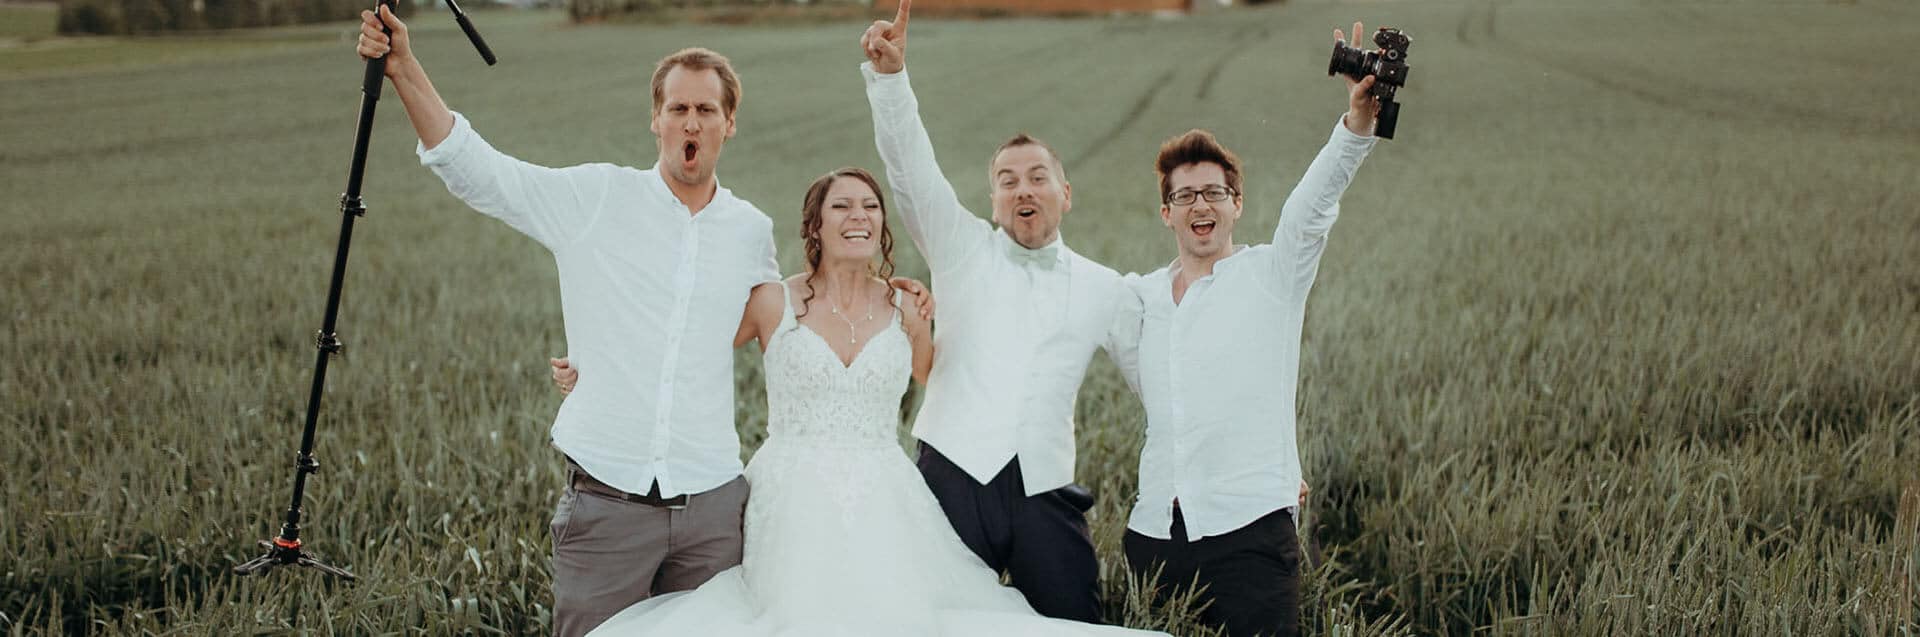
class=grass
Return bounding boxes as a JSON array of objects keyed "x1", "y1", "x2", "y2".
[
  {"x1": 2, "y1": 0, "x2": 1917, "y2": 634},
  {"x1": 0, "y1": 3, "x2": 59, "y2": 40},
  {"x1": 0, "y1": 9, "x2": 556, "y2": 77}
]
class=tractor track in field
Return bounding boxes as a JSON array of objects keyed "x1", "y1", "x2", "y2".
[
  {"x1": 1196, "y1": 24, "x2": 1268, "y2": 101},
  {"x1": 1069, "y1": 64, "x2": 1176, "y2": 168},
  {"x1": 1071, "y1": 22, "x2": 1266, "y2": 167},
  {"x1": 747, "y1": 30, "x2": 1112, "y2": 163},
  {"x1": 1455, "y1": 0, "x2": 1918, "y2": 142}
]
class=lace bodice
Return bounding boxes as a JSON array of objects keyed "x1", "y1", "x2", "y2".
[{"x1": 760, "y1": 283, "x2": 910, "y2": 450}]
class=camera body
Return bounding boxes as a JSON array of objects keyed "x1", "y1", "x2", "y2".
[{"x1": 1328, "y1": 27, "x2": 1412, "y2": 139}]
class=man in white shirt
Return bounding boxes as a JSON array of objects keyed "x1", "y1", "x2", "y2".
[
  {"x1": 1119, "y1": 22, "x2": 1385, "y2": 637},
  {"x1": 857, "y1": 1, "x2": 1142, "y2": 622},
  {"x1": 357, "y1": 10, "x2": 776, "y2": 637}
]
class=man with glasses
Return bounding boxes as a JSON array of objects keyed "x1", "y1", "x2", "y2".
[{"x1": 1120, "y1": 22, "x2": 1387, "y2": 637}]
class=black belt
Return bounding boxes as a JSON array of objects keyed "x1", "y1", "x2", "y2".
[{"x1": 567, "y1": 462, "x2": 689, "y2": 508}]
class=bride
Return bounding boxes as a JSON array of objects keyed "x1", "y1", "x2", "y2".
[{"x1": 556, "y1": 167, "x2": 1164, "y2": 636}]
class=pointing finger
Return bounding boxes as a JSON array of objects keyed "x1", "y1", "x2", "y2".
[{"x1": 894, "y1": 0, "x2": 911, "y2": 37}]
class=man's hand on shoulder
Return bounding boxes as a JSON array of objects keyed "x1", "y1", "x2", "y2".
[{"x1": 889, "y1": 276, "x2": 935, "y2": 322}]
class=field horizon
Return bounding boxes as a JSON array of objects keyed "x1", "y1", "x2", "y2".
[{"x1": 3, "y1": 0, "x2": 1917, "y2": 634}]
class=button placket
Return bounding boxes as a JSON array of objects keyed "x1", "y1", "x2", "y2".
[
  {"x1": 651, "y1": 218, "x2": 701, "y2": 485},
  {"x1": 1167, "y1": 298, "x2": 1186, "y2": 509}
]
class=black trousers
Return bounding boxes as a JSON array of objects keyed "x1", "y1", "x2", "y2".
[
  {"x1": 1123, "y1": 506, "x2": 1301, "y2": 637},
  {"x1": 916, "y1": 442, "x2": 1102, "y2": 623}
]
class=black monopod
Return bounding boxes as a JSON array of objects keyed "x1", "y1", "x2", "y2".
[{"x1": 234, "y1": 0, "x2": 497, "y2": 582}]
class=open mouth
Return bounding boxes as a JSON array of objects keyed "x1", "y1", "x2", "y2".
[
  {"x1": 1015, "y1": 205, "x2": 1039, "y2": 219},
  {"x1": 1190, "y1": 219, "x2": 1216, "y2": 237},
  {"x1": 841, "y1": 229, "x2": 872, "y2": 242},
  {"x1": 682, "y1": 141, "x2": 698, "y2": 163}
]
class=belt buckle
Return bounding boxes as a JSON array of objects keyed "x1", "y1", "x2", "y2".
[{"x1": 666, "y1": 494, "x2": 689, "y2": 511}]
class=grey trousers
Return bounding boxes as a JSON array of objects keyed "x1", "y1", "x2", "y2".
[{"x1": 549, "y1": 467, "x2": 748, "y2": 637}]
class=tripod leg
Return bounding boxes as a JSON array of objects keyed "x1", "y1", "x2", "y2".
[{"x1": 296, "y1": 554, "x2": 360, "y2": 581}]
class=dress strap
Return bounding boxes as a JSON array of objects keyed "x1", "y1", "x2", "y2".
[
  {"x1": 889, "y1": 287, "x2": 906, "y2": 327},
  {"x1": 775, "y1": 279, "x2": 798, "y2": 332}
]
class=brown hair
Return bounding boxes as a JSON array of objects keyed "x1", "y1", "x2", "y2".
[
  {"x1": 989, "y1": 133, "x2": 1067, "y2": 182},
  {"x1": 796, "y1": 167, "x2": 897, "y2": 319},
  {"x1": 1154, "y1": 129, "x2": 1243, "y2": 203},
  {"x1": 651, "y1": 48, "x2": 742, "y2": 116}
]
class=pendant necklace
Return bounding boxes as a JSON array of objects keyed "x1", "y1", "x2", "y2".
[{"x1": 828, "y1": 285, "x2": 874, "y2": 344}]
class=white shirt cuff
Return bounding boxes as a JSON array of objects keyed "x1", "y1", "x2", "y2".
[
  {"x1": 1330, "y1": 115, "x2": 1378, "y2": 145},
  {"x1": 860, "y1": 61, "x2": 910, "y2": 83},
  {"x1": 417, "y1": 111, "x2": 475, "y2": 167}
]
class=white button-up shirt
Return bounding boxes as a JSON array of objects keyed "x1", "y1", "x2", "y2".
[
  {"x1": 865, "y1": 65, "x2": 1142, "y2": 495},
  {"x1": 1127, "y1": 121, "x2": 1374, "y2": 540},
  {"x1": 420, "y1": 112, "x2": 779, "y2": 497}
]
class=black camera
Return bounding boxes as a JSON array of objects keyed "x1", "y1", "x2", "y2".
[{"x1": 1328, "y1": 27, "x2": 1411, "y2": 139}]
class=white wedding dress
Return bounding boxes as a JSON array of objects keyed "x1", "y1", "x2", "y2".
[{"x1": 588, "y1": 286, "x2": 1164, "y2": 636}]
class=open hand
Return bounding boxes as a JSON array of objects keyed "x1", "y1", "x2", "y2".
[
  {"x1": 1333, "y1": 21, "x2": 1382, "y2": 135},
  {"x1": 860, "y1": 0, "x2": 912, "y2": 74},
  {"x1": 550, "y1": 357, "x2": 577, "y2": 395}
]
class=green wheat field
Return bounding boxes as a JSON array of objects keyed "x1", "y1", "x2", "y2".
[{"x1": 3, "y1": 0, "x2": 1917, "y2": 634}]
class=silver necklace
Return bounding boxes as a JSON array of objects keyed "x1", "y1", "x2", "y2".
[{"x1": 827, "y1": 285, "x2": 874, "y2": 344}]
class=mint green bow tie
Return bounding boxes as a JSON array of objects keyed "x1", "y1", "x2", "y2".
[{"x1": 1008, "y1": 243, "x2": 1061, "y2": 270}]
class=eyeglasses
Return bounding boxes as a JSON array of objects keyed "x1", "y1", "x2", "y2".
[{"x1": 1165, "y1": 185, "x2": 1237, "y2": 206}]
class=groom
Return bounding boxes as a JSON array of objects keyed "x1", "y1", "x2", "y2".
[
  {"x1": 858, "y1": 0, "x2": 1142, "y2": 622},
  {"x1": 357, "y1": 10, "x2": 774, "y2": 637}
]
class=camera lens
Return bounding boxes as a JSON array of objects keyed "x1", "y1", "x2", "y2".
[{"x1": 1328, "y1": 41, "x2": 1370, "y2": 80}]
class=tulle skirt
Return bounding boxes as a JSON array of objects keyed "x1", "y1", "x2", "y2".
[{"x1": 587, "y1": 438, "x2": 1164, "y2": 637}]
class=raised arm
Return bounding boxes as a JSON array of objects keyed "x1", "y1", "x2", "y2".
[
  {"x1": 359, "y1": 7, "x2": 603, "y2": 250},
  {"x1": 860, "y1": 0, "x2": 993, "y2": 273},
  {"x1": 1266, "y1": 22, "x2": 1382, "y2": 299},
  {"x1": 358, "y1": 5, "x2": 453, "y2": 149}
]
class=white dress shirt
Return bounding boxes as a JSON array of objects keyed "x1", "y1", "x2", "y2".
[
  {"x1": 865, "y1": 64, "x2": 1142, "y2": 495},
  {"x1": 1127, "y1": 120, "x2": 1375, "y2": 540},
  {"x1": 420, "y1": 112, "x2": 780, "y2": 497}
]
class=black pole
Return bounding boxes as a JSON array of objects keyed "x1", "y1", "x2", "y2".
[{"x1": 236, "y1": 0, "x2": 496, "y2": 582}]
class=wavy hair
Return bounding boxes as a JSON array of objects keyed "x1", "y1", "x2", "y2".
[{"x1": 796, "y1": 167, "x2": 897, "y2": 319}]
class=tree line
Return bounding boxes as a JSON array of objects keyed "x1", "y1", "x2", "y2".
[{"x1": 57, "y1": 0, "x2": 420, "y2": 35}]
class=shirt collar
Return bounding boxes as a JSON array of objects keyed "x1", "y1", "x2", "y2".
[
  {"x1": 1164, "y1": 244, "x2": 1249, "y2": 282},
  {"x1": 649, "y1": 162, "x2": 732, "y2": 214},
  {"x1": 1003, "y1": 232, "x2": 1071, "y2": 267}
]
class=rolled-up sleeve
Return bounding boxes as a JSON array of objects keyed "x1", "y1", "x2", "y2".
[{"x1": 419, "y1": 111, "x2": 609, "y2": 252}]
